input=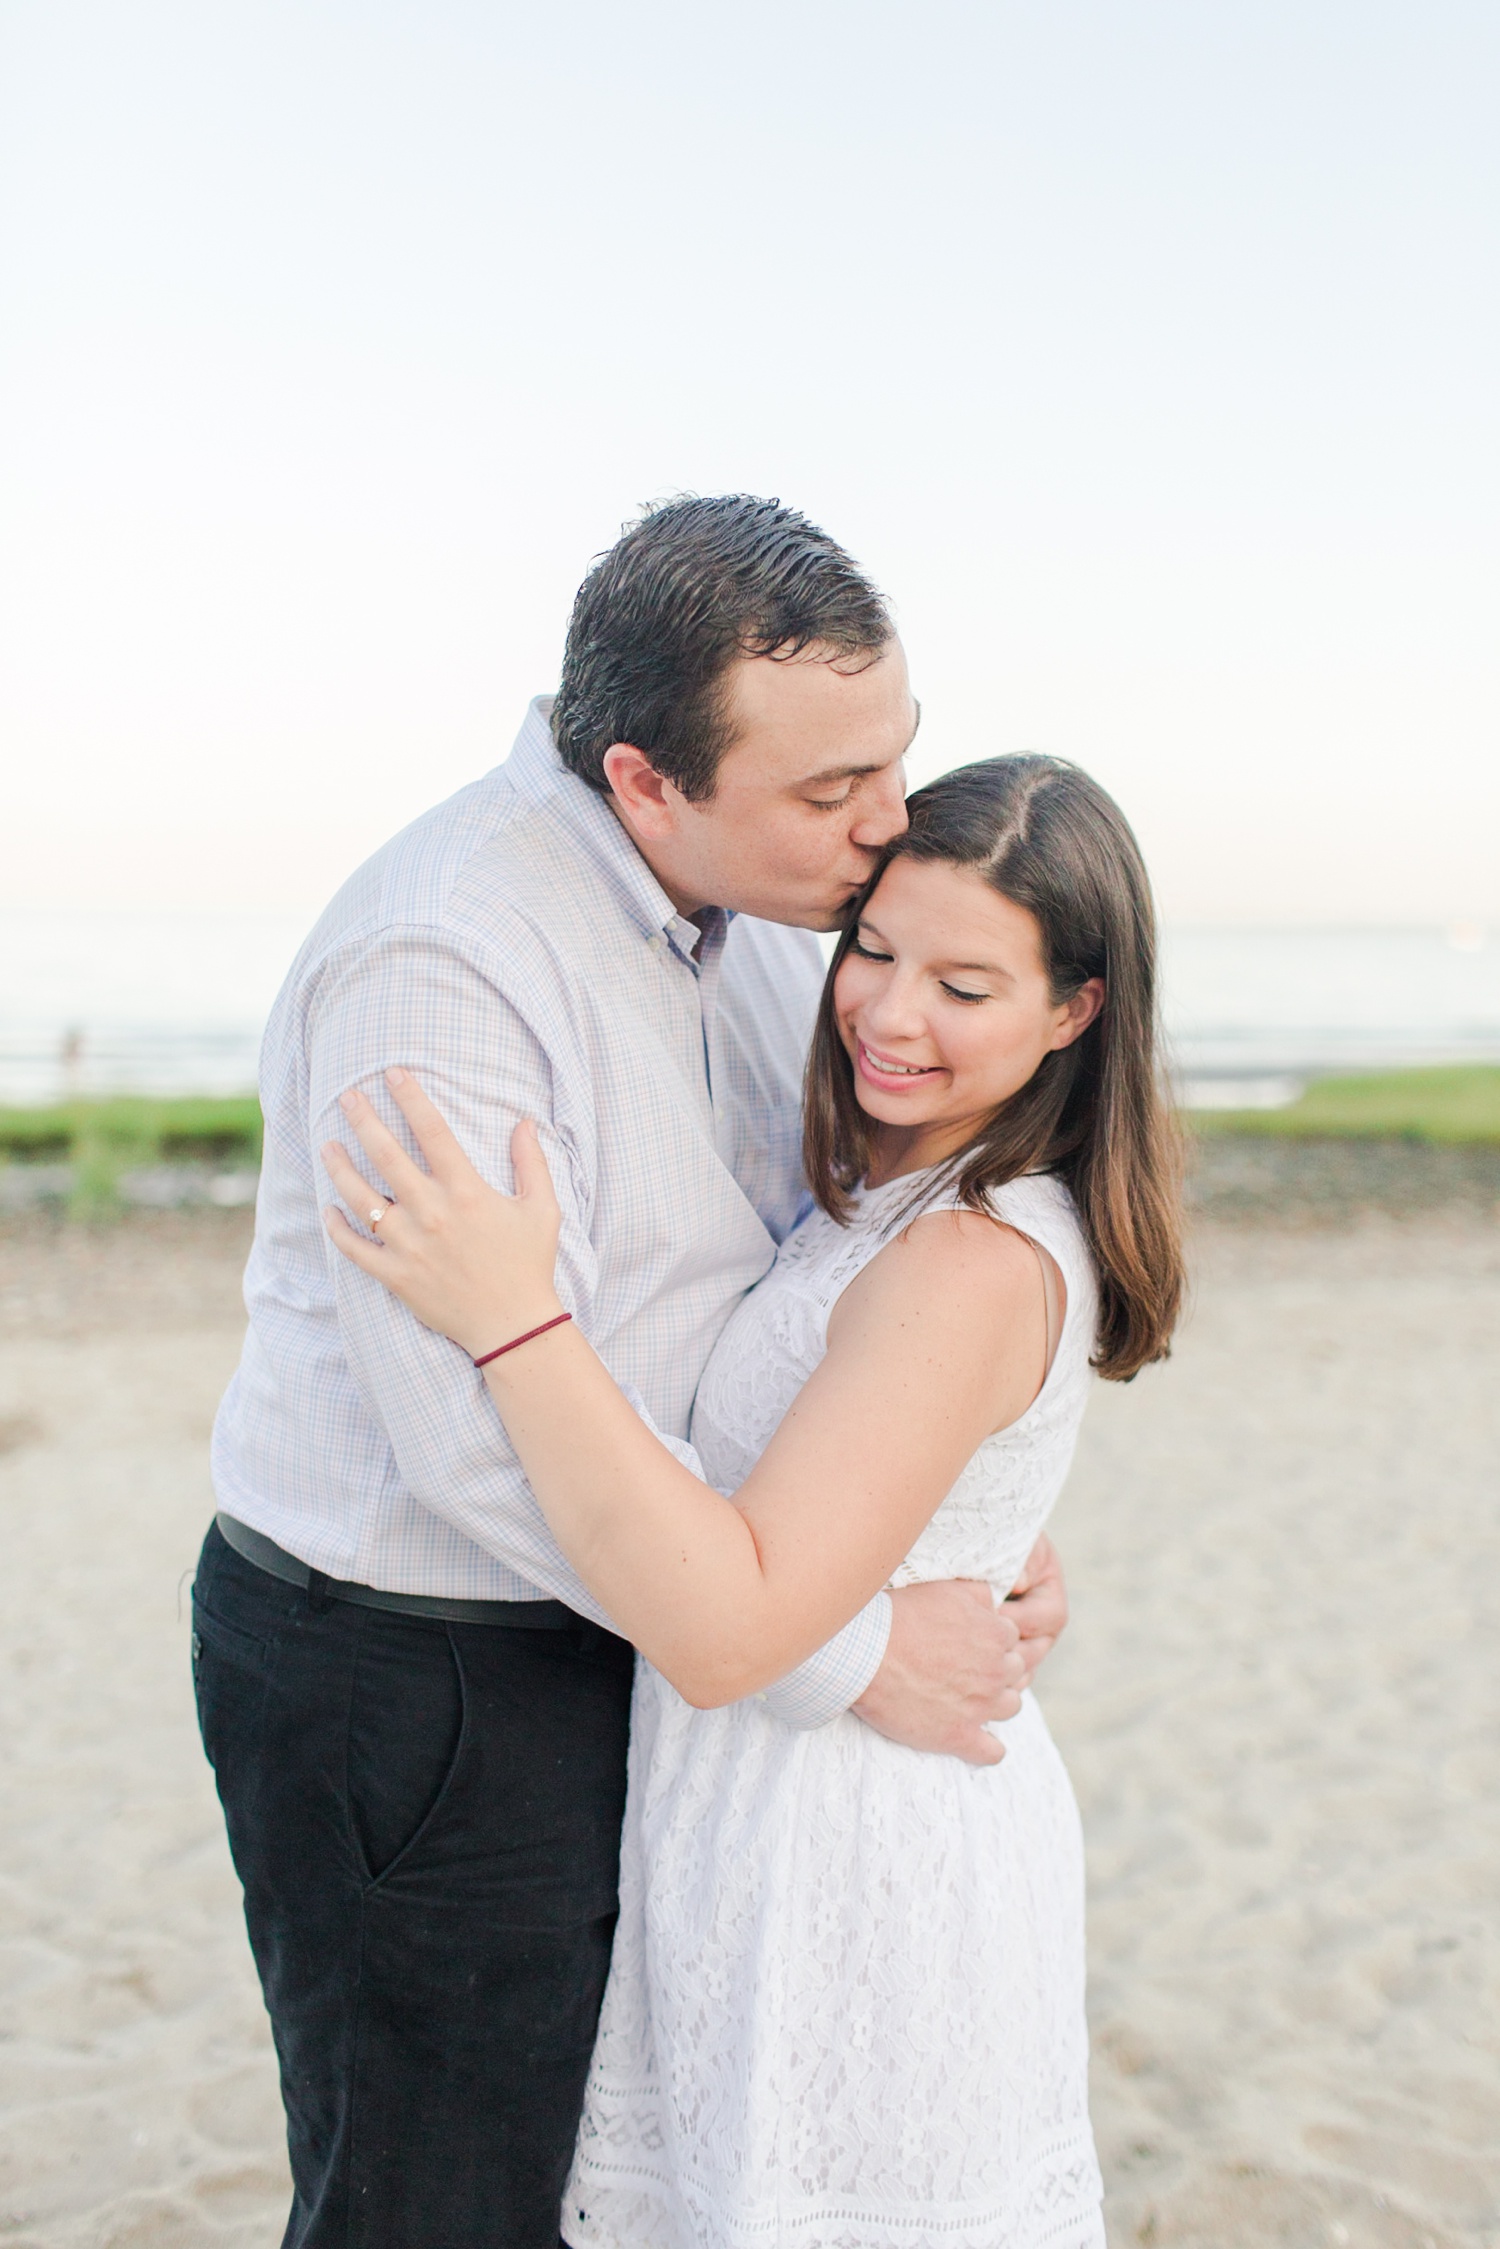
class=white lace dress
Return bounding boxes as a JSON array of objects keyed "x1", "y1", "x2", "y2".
[{"x1": 563, "y1": 1171, "x2": 1105, "y2": 2249}]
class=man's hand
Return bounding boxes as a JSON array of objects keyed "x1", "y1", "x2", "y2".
[
  {"x1": 852, "y1": 1580, "x2": 1027, "y2": 1766},
  {"x1": 1004, "y1": 1532, "x2": 1069, "y2": 1688}
]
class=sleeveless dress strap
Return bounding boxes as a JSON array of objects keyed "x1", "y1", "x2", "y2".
[
  {"x1": 1027, "y1": 1233, "x2": 1063, "y2": 1376},
  {"x1": 806, "y1": 1169, "x2": 1094, "y2": 1379},
  {"x1": 920, "y1": 1173, "x2": 1095, "y2": 1376}
]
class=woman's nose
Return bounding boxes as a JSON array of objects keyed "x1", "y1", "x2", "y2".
[{"x1": 861, "y1": 974, "x2": 927, "y2": 1042}]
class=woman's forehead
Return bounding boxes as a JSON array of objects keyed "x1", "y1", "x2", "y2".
[{"x1": 861, "y1": 858, "x2": 1044, "y2": 963}]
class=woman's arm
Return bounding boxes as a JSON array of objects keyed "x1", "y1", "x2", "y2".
[{"x1": 324, "y1": 1073, "x2": 1048, "y2": 1707}]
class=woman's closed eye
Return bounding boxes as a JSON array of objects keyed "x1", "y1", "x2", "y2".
[{"x1": 848, "y1": 933, "x2": 987, "y2": 1002}]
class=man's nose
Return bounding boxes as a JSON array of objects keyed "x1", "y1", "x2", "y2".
[{"x1": 849, "y1": 760, "x2": 909, "y2": 850}]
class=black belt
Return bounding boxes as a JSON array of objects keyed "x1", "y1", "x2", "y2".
[{"x1": 215, "y1": 1512, "x2": 577, "y2": 1628}]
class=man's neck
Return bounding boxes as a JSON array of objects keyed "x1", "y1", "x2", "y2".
[{"x1": 602, "y1": 796, "x2": 710, "y2": 924}]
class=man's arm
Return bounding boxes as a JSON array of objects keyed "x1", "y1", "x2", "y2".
[
  {"x1": 756, "y1": 1592, "x2": 893, "y2": 1727},
  {"x1": 851, "y1": 1536, "x2": 1069, "y2": 1765},
  {"x1": 307, "y1": 928, "x2": 620, "y2": 1621},
  {"x1": 764, "y1": 1536, "x2": 1065, "y2": 1734}
]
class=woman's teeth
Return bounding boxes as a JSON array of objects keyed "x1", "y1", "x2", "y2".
[{"x1": 860, "y1": 1042, "x2": 933, "y2": 1077}]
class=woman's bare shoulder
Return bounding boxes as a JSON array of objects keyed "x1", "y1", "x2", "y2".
[{"x1": 828, "y1": 1201, "x2": 1041, "y2": 1341}]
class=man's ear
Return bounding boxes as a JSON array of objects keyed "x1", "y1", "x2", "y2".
[
  {"x1": 1050, "y1": 977, "x2": 1106, "y2": 1051},
  {"x1": 601, "y1": 744, "x2": 680, "y2": 840}
]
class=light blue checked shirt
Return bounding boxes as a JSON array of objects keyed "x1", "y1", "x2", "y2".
[{"x1": 211, "y1": 698, "x2": 892, "y2": 1726}]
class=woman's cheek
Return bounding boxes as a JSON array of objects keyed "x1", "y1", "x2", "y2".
[
  {"x1": 832, "y1": 958, "x2": 874, "y2": 1019},
  {"x1": 944, "y1": 1015, "x2": 1006, "y2": 1104}
]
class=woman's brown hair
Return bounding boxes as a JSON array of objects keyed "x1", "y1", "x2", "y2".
[{"x1": 803, "y1": 755, "x2": 1185, "y2": 1381}]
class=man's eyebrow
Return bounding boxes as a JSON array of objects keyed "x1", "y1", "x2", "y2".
[
  {"x1": 798, "y1": 702, "x2": 922, "y2": 790},
  {"x1": 800, "y1": 760, "x2": 891, "y2": 788}
]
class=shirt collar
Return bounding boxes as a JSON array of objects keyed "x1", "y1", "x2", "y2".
[{"x1": 499, "y1": 697, "x2": 730, "y2": 965}]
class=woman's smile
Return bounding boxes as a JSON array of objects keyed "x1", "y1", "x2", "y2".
[
  {"x1": 854, "y1": 1038, "x2": 946, "y2": 1092},
  {"x1": 830, "y1": 857, "x2": 1108, "y2": 1182}
]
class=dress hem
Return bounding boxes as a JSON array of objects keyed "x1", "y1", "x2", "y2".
[{"x1": 563, "y1": 2125, "x2": 1105, "y2": 2249}]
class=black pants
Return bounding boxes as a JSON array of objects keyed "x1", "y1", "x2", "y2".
[{"x1": 192, "y1": 1521, "x2": 634, "y2": 2249}]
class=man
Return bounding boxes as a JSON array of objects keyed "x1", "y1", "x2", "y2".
[{"x1": 195, "y1": 495, "x2": 1068, "y2": 2248}]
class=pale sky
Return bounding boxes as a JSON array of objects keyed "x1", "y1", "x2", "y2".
[{"x1": 2, "y1": 0, "x2": 1496, "y2": 923}]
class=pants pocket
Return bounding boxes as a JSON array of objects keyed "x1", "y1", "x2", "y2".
[
  {"x1": 345, "y1": 1615, "x2": 468, "y2": 1887},
  {"x1": 192, "y1": 1593, "x2": 272, "y2": 1770}
]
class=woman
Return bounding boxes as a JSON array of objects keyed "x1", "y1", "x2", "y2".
[{"x1": 324, "y1": 755, "x2": 1184, "y2": 2248}]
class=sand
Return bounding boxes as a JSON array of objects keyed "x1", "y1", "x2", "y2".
[
  {"x1": 0, "y1": 1214, "x2": 288, "y2": 2248},
  {"x1": 1044, "y1": 1218, "x2": 1500, "y2": 2247},
  {"x1": 0, "y1": 1204, "x2": 1497, "y2": 2247}
]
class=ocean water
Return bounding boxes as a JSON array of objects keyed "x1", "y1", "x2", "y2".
[
  {"x1": 1157, "y1": 923, "x2": 1500, "y2": 1106},
  {"x1": 2, "y1": 908, "x2": 1498, "y2": 1109},
  {"x1": 2, "y1": 910, "x2": 311, "y2": 1105}
]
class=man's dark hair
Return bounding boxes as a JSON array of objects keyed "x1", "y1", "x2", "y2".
[{"x1": 550, "y1": 494, "x2": 893, "y2": 800}]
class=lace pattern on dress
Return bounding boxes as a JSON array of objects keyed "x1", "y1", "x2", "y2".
[{"x1": 563, "y1": 1168, "x2": 1106, "y2": 2249}]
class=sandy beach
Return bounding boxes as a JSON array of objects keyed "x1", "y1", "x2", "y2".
[{"x1": 1, "y1": 1199, "x2": 1497, "y2": 2247}]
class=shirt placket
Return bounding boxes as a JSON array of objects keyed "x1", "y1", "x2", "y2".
[{"x1": 662, "y1": 909, "x2": 730, "y2": 1132}]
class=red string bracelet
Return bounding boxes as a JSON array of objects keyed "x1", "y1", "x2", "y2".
[{"x1": 472, "y1": 1312, "x2": 572, "y2": 1368}]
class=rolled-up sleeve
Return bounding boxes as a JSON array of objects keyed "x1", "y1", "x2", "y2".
[{"x1": 757, "y1": 1594, "x2": 892, "y2": 1728}]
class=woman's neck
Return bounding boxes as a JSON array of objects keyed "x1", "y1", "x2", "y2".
[{"x1": 863, "y1": 1119, "x2": 975, "y2": 1189}]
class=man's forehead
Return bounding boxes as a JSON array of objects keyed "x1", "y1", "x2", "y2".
[
  {"x1": 789, "y1": 691, "x2": 922, "y2": 782},
  {"x1": 719, "y1": 652, "x2": 919, "y2": 781},
  {"x1": 724, "y1": 638, "x2": 907, "y2": 709}
]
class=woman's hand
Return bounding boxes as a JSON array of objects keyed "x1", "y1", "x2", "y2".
[{"x1": 321, "y1": 1068, "x2": 565, "y2": 1361}]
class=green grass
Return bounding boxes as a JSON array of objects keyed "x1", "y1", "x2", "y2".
[
  {"x1": 1187, "y1": 1065, "x2": 1500, "y2": 1145},
  {"x1": 3, "y1": 1071, "x2": 1498, "y2": 1218},
  {"x1": 0, "y1": 1094, "x2": 263, "y2": 1214}
]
